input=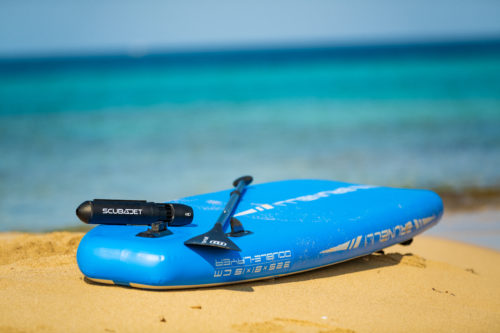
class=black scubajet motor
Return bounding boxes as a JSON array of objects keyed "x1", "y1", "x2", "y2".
[{"x1": 76, "y1": 199, "x2": 194, "y2": 238}]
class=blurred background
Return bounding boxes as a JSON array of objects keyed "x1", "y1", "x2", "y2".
[{"x1": 0, "y1": 0, "x2": 499, "y2": 247}]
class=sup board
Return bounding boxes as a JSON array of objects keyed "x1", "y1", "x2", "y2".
[{"x1": 76, "y1": 179, "x2": 443, "y2": 289}]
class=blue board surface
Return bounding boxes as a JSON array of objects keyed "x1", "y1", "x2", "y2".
[{"x1": 76, "y1": 180, "x2": 443, "y2": 289}]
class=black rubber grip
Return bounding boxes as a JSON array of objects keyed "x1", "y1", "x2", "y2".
[{"x1": 233, "y1": 175, "x2": 253, "y2": 187}]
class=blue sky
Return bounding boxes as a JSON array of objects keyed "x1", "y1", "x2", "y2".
[{"x1": 1, "y1": 0, "x2": 500, "y2": 57}]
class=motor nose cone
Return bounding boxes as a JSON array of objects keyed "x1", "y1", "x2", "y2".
[{"x1": 76, "y1": 201, "x2": 93, "y2": 224}]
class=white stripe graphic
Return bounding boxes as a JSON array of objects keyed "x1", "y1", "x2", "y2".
[
  {"x1": 320, "y1": 240, "x2": 351, "y2": 254},
  {"x1": 234, "y1": 209, "x2": 257, "y2": 217},
  {"x1": 235, "y1": 185, "x2": 376, "y2": 218},
  {"x1": 273, "y1": 185, "x2": 375, "y2": 207},
  {"x1": 353, "y1": 236, "x2": 362, "y2": 249},
  {"x1": 348, "y1": 238, "x2": 356, "y2": 250},
  {"x1": 422, "y1": 215, "x2": 435, "y2": 225}
]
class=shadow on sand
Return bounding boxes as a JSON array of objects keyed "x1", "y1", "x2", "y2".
[{"x1": 220, "y1": 252, "x2": 414, "y2": 292}]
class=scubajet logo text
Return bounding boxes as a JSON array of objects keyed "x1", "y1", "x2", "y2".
[
  {"x1": 102, "y1": 208, "x2": 143, "y2": 215},
  {"x1": 321, "y1": 215, "x2": 437, "y2": 254}
]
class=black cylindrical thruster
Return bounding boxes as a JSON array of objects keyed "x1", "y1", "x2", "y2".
[{"x1": 76, "y1": 199, "x2": 193, "y2": 226}]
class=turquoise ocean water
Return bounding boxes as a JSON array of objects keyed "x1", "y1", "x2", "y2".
[{"x1": 1, "y1": 44, "x2": 500, "y2": 232}]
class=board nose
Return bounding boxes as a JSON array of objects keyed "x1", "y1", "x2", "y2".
[{"x1": 411, "y1": 189, "x2": 444, "y2": 221}]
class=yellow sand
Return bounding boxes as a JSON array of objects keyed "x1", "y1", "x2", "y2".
[{"x1": 1, "y1": 232, "x2": 499, "y2": 332}]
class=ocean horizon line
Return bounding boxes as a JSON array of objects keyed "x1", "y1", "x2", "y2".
[{"x1": 1, "y1": 37, "x2": 500, "y2": 68}]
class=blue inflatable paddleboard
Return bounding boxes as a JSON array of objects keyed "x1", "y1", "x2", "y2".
[{"x1": 76, "y1": 179, "x2": 443, "y2": 289}]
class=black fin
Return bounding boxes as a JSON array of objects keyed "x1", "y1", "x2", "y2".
[
  {"x1": 136, "y1": 222, "x2": 173, "y2": 238},
  {"x1": 184, "y1": 223, "x2": 241, "y2": 251},
  {"x1": 400, "y1": 238, "x2": 413, "y2": 246},
  {"x1": 227, "y1": 217, "x2": 252, "y2": 237}
]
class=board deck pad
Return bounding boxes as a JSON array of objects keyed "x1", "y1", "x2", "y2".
[{"x1": 77, "y1": 180, "x2": 443, "y2": 289}]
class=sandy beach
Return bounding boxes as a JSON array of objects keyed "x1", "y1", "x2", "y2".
[
  {"x1": 1, "y1": 230, "x2": 499, "y2": 333},
  {"x1": 2, "y1": 2, "x2": 500, "y2": 331}
]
